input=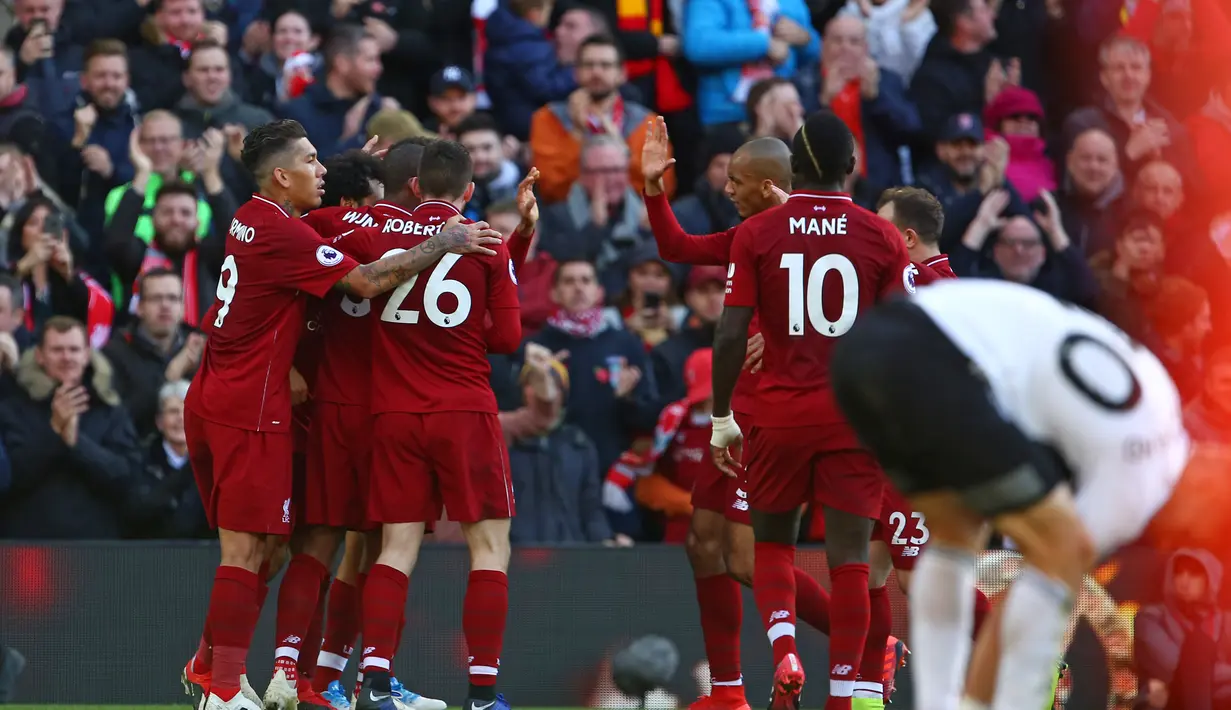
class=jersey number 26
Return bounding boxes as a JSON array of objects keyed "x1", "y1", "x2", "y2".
[
  {"x1": 780, "y1": 253, "x2": 859, "y2": 337},
  {"x1": 380, "y1": 250, "x2": 472, "y2": 328}
]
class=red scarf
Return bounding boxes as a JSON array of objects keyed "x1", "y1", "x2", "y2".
[
  {"x1": 606, "y1": 399, "x2": 690, "y2": 489},
  {"x1": 616, "y1": 0, "x2": 693, "y2": 113},
  {"x1": 828, "y1": 71, "x2": 866, "y2": 177},
  {"x1": 547, "y1": 307, "x2": 606, "y2": 338},
  {"x1": 23, "y1": 273, "x2": 114, "y2": 349},
  {"x1": 131, "y1": 247, "x2": 199, "y2": 327},
  {"x1": 586, "y1": 95, "x2": 625, "y2": 134},
  {"x1": 0, "y1": 84, "x2": 28, "y2": 108},
  {"x1": 733, "y1": 0, "x2": 780, "y2": 102}
]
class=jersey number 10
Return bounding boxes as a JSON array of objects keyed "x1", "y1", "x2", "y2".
[{"x1": 780, "y1": 253, "x2": 859, "y2": 337}]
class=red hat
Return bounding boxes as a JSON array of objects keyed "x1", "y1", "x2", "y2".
[
  {"x1": 687, "y1": 265, "x2": 728, "y2": 291},
  {"x1": 684, "y1": 348, "x2": 713, "y2": 404}
]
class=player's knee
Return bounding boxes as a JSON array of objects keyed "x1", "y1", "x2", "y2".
[
  {"x1": 464, "y1": 519, "x2": 512, "y2": 572},
  {"x1": 724, "y1": 546, "x2": 754, "y2": 587},
  {"x1": 868, "y1": 542, "x2": 894, "y2": 588},
  {"x1": 301, "y1": 526, "x2": 344, "y2": 565},
  {"x1": 219, "y1": 530, "x2": 266, "y2": 571}
]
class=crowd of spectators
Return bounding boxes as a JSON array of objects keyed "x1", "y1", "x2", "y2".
[{"x1": 0, "y1": 0, "x2": 1226, "y2": 550}]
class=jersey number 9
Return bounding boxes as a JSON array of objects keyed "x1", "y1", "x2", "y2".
[{"x1": 214, "y1": 254, "x2": 238, "y2": 328}]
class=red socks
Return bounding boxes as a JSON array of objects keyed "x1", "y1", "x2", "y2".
[
  {"x1": 464, "y1": 570, "x2": 509, "y2": 687},
  {"x1": 825, "y1": 563, "x2": 871, "y2": 710},
  {"x1": 753, "y1": 542, "x2": 798, "y2": 664},
  {"x1": 313, "y1": 576, "x2": 363, "y2": 692},
  {"x1": 694, "y1": 574, "x2": 743, "y2": 685},
  {"x1": 359, "y1": 564, "x2": 409, "y2": 675},
  {"x1": 273, "y1": 555, "x2": 330, "y2": 681},
  {"x1": 973, "y1": 587, "x2": 992, "y2": 638},
  {"x1": 855, "y1": 585, "x2": 893, "y2": 699},
  {"x1": 207, "y1": 566, "x2": 261, "y2": 701},
  {"x1": 297, "y1": 575, "x2": 331, "y2": 681},
  {"x1": 793, "y1": 567, "x2": 832, "y2": 635}
]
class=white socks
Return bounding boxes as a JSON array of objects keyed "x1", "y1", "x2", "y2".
[
  {"x1": 992, "y1": 567, "x2": 1072, "y2": 710},
  {"x1": 910, "y1": 546, "x2": 977, "y2": 710}
]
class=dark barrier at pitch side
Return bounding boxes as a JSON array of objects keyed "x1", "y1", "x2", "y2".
[{"x1": 0, "y1": 543, "x2": 1156, "y2": 708}]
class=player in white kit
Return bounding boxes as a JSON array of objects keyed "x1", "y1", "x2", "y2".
[{"x1": 829, "y1": 279, "x2": 1191, "y2": 710}]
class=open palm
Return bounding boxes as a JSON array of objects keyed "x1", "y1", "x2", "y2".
[
  {"x1": 641, "y1": 116, "x2": 675, "y2": 183},
  {"x1": 517, "y1": 167, "x2": 540, "y2": 223}
]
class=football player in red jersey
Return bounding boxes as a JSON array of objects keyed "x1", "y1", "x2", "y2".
[
  {"x1": 641, "y1": 124, "x2": 854, "y2": 710},
  {"x1": 181, "y1": 120, "x2": 502, "y2": 710},
  {"x1": 344, "y1": 140, "x2": 521, "y2": 710},
  {"x1": 710, "y1": 111, "x2": 916, "y2": 710},
  {"x1": 875, "y1": 187, "x2": 955, "y2": 286}
]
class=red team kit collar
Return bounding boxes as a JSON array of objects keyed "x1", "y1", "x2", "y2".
[
  {"x1": 787, "y1": 191, "x2": 854, "y2": 203},
  {"x1": 414, "y1": 200, "x2": 464, "y2": 217},
  {"x1": 251, "y1": 194, "x2": 291, "y2": 218},
  {"x1": 374, "y1": 201, "x2": 413, "y2": 217}
]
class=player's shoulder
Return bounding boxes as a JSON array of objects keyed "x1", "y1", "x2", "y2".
[{"x1": 303, "y1": 205, "x2": 378, "y2": 236}]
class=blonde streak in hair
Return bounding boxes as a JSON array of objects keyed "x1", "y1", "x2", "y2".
[{"x1": 801, "y1": 125, "x2": 823, "y2": 181}]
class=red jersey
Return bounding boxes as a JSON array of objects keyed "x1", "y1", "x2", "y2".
[
  {"x1": 300, "y1": 204, "x2": 392, "y2": 407},
  {"x1": 659, "y1": 409, "x2": 717, "y2": 543},
  {"x1": 187, "y1": 195, "x2": 360, "y2": 432},
  {"x1": 291, "y1": 299, "x2": 325, "y2": 452},
  {"x1": 347, "y1": 199, "x2": 522, "y2": 415},
  {"x1": 914, "y1": 253, "x2": 957, "y2": 285},
  {"x1": 643, "y1": 192, "x2": 760, "y2": 414},
  {"x1": 724, "y1": 191, "x2": 914, "y2": 427}
]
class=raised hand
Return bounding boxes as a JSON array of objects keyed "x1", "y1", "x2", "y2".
[
  {"x1": 129, "y1": 127, "x2": 153, "y2": 176},
  {"x1": 441, "y1": 216, "x2": 503, "y2": 256},
  {"x1": 516, "y1": 167, "x2": 541, "y2": 224},
  {"x1": 81, "y1": 144, "x2": 114, "y2": 178},
  {"x1": 641, "y1": 116, "x2": 676, "y2": 185}
]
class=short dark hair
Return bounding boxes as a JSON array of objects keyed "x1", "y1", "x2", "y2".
[
  {"x1": 417, "y1": 140, "x2": 473, "y2": 199},
  {"x1": 791, "y1": 110, "x2": 854, "y2": 187},
  {"x1": 383, "y1": 138, "x2": 433, "y2": 195},
  {"x1": 745, "y1": 77, "x2": 792, "y2": 128},
  {"x1": 156, "y1": 180, "x2": 199, "y2": 205},
  {"x1": 321, "y1": 150, "x2": 386, "y2": 207},
  {"x1": 455, "y1": 112, "x2": 501, "y2": 141},
  {"x1": 0, "y1": 272, "x2": 22, "y2": 309},
  {"x1": 138, "y1": 267, "x2": 182, "y2": 299},
  {"x1": 1119, "y1": 209, "x2": 1166, "y2": 240},
  {"x1": 241, "y1": 119, "x2": 308, "y2": 180},
  {"x1": 187, "y1": 38, "x2": 229, "y2": 69},
  {"x1": 38, "y1": 315, "x2": 87, "y2": 347},
  {"x1": 552, "y1": 259, "x2": 598, "y2": 286},
  {"x1": 877, "y1": 187, "x2": 945, "y2": 245},
  {"x1": 85, "y1": 38, "x2": 128, "y2": 70},
  {"x1": 930, "y1": 0, "x2": 972, "y2": 39},
  {"x1": 509, "y1": 0, "x2": 551, "y2": 16},
  {"x1": 578, "y1": 33, "x2": 624, "y2": 63},
  {"x1": 323, "y1": 25, "x2": 370, "y2": 74}
]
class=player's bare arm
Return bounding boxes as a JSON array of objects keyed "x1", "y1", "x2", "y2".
[
  {"x1": 334, "y1": 217, "x2": 502, "y2": 298},
  {"x1": 710, "y1": 304, "x2": 755, "y2": 476}
]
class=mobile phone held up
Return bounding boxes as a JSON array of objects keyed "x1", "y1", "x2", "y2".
[{"x1": 43, "y1": 210, "x2": 65, "y2": 241}]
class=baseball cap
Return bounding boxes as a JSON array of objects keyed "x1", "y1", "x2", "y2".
[
  {"x1": 939, "y1": 113, "x2": 984, "y2": 143},
  {"x1": 686, "y1": 265, "x2": 728, "y2": 291},
  {"x1": 430, "y1": 66, "x2": 476, "y2": 97},
  {"x1": 684, "y1": 348, "x2": 713, "y2": 405}
]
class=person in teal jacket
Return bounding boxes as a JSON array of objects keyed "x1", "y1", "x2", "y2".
[{"x1": 682, "y1": 0, "x2": 821, "y2": 127}]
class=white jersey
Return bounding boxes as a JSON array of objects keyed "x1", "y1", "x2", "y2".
[{"x1": 913, "y1": 279, "x2": 1190, "y2": 555}]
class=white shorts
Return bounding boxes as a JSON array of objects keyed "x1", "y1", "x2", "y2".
[{"x1": 1028, "y1": 342, "x2": 1189, "y2": 557}]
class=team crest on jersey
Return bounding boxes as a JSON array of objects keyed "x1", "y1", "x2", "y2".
[
  {"x1": 317, "y1": 245, "x2": 345, "y2": 267},
  {"x1": 903, "y1": 264, "x2": 918, "y2": 294}
]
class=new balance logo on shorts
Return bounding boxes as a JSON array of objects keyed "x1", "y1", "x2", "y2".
[
  {"x1": 282, "y1": 635, "x2": 301, "y2": 644},
  {"x1": 901, "y1": 546, "x2": 920, "y2": 557},
  {"x1": 832, "y1": 664, "x2": 853, "y2": 676},
  {"x1": 732, "y1": 499, "x2": 749, "y2": 511},
  {"x1": 770, "y1": 610, "x2": 791, "y2": 621}
]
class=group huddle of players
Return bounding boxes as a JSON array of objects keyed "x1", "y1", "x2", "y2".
[{"x1": 175, "y1": 110, "x2": 1209, "y2": 710}]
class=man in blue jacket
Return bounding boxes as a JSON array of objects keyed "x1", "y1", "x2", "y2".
[
  {"x1": 484, "y1": 0, "x2": 587, "y2": 140},
  {"x1": 278, "y1": 25, "x2": 391, "y2": 158},
  {"x1": 682, "y1": 0, "x2": 820, "y2": 127}
]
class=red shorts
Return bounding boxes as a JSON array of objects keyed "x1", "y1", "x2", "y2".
[
  {"x1": 303, "y1": 402, "x2": 374, "y2": 530},
  {"x1": 871, "y1": 485, "x2": 930, "y2": 571},
  {"x1": 691, "y1": 410, "x2": 755, "y2": 526},
  {"x1": 744, "y1": 423, "x2": 884, "y2": 518},
  {"x1": 369, "y1": 411, "x2": 514, "y2": 524},
  {"x1": 186, "y1": 409, "x2": 294, "y2": 535}
]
